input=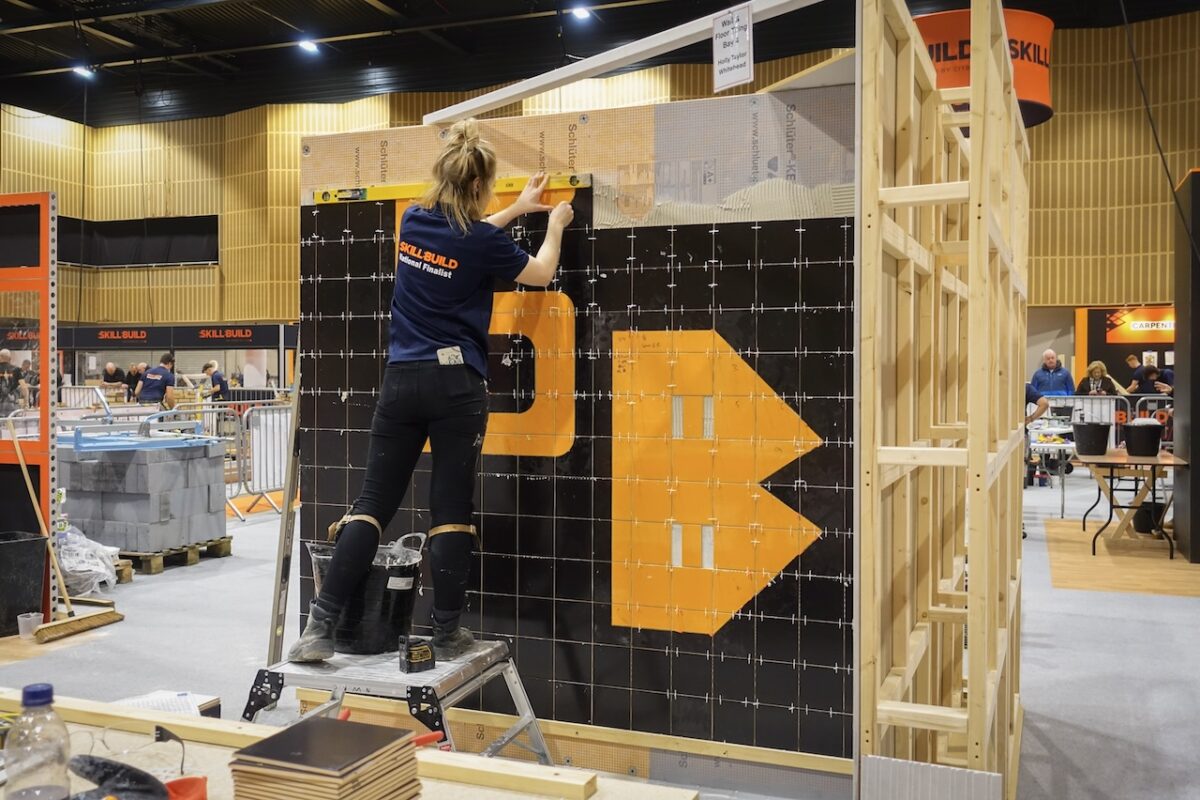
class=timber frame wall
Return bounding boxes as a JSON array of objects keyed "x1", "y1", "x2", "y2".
[{"x1": 859, "y1": 0, "x2": 1029, "y2": 796}]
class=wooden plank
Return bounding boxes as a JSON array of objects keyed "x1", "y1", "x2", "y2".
[
  {"x1": 922, "y1": 605, "x2": 968, "y2": 624},
  {"x1": 939, "y1": 87, "x2": 970, "y2": 105},
  {"x1": 876, "y1": 700, "x2": 969, "y2": 733},
  {"x1": 419, "y1": 750, "x2": 597, "y2": 800},
  {"x1": 878, "y1": 446, "x2": 968, "y2": 467},
  {"x1": 879, "y1": 462, "x2": 917, "y2": 490},
  {"x1": 0, "y1": 689, "x2": 276, "y2": 748},
  {"x1": 877, "y1": 623, "x2": 930, "y2": 703},
  {"x1": 929, "y1": 423, "x2": 967, "y2": 439},
  {"x1": 878, "y1": 181, "x2": 971, "y2": 208},
  {"x1": 881, "y1": 215, "x2": 934, "y2": 275},
  {"x1": 939, "y1": 268, "x2": 969, "y2": 300}
]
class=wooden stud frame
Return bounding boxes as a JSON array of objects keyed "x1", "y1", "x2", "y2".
[
  {"x1": 0, "y1": 192, "x2": 60, "y2": 617},
  {"x1": 858, "y1": 0, "x2": 1029, "y2": 796}
]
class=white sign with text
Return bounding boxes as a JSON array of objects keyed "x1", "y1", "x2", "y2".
[{"x1": 713, "y1": 3, "x2": 754, "y2": 92}]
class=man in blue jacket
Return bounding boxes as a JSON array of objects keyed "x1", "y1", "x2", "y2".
[{"x1": 1030, "y1": 349, "x2": 1074, "y2": 396}]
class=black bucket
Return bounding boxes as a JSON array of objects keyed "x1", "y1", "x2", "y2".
[
  {"x1": 1133, "y1": 501, "x2": 1166, "y2": 534},
  {"x1": 309, "y1": 533, "x2": 425, "y2": 655},
  {"x1": 0, "y1": 531, "x2": 46, "y2": 638},
  {"x1": 1072, "y1": 422, "x2": 1111, "y2": 456},
  {"x1": 1125, "y1": 421, "x2": 1164, "y2": 458}
]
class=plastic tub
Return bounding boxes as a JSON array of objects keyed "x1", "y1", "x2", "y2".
[
  {"x1": 309, "y1": 533, "x2": 425, "y2": 655},
  {"x1": 0, "y1": 531, "x2": 46, "y2": 638},
  {"x1": 17, "y1": 611, "x2": 42, "y2": 638},
  {"x1": 1072, "y1": 422, "x2": 1111, "y2": 456},
  {"x1": 1125, "y1": 419, "x2": 1164, "y2": 458}
]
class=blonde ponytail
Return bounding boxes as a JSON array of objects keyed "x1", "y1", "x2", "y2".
[{"x1": 420, "y1": 118, "x2": 497, "y2": 235}]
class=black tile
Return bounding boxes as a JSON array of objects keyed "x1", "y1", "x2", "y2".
[
  {"x1": 517, "y1": 555, "x2": 554, "y2": 598},
  {"x1": 554, "y1": 640, "x2": 593, "y2": 685},
  {"x1": 554, "y1": 681, "x2": 592, "y2": 724},
  {"x1": 756, "y1": 614, "x2": 800, "y2": 663},
  {"x1": 555, "y1": 559, "x2": 593, "y2": 602},
  {"x1": 592, "y1": 686, "x2": 631, "y2": 730},
  {"x1": 800, "y1": 218, "x2": 850, "y2": 263},
  {"x1": 517, "y1": 595, "x2": 554, "y2": 638},
  {"x1": 594, "y1": 643, "x2": 631, "y2": 688},
  {"x1": 799, "y1": 710, "x2": 849, "y2": 758},
  {"x1": 554, "y1": 599, "x2": 592, "y2": 642},
  {"x1": 714, "y1": 652, "x2": 754, "y2": 701},
  {"x1": 670, "y1": 694, "x2": 713, "y2": 740},
  {"x1": 515, "y1": 636, "x2": 554, "y2": 680},
  {"x1": 713, "y1": 697, "x2": 755, "y2": 747},
  {"x1": 631, "y1": 690, "x2": 671, "y2": 735},
  {"x1": 632, "y1": 647, "x2": 670, "y2": 693},
  {"x1": 756, "y1": 659, "x2": 800, "y2": 708},
  {"x1": 671, "y1": 651, "x2": 713, "y2": 698},
  {"x1": 799, "y1": 664, "x2": 845, "y2": 712},
  {"x1": 755, "y1": 705, "x2": 798, "y2": 751},
  {"x1": 480, "y1": 593, "x2": 517, "y2": 636}
]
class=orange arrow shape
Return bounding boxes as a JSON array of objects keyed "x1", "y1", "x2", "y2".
[{"x1": 611, "y1": 330, "x2": 823, "y2": 635}]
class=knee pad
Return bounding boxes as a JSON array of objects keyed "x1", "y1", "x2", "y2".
[
  {"x1": 328, "y1": 512, "x2": 383, "y2": 542},
  {"x1": 428, "y1": 523, "x2": 478, "y2": 539}
]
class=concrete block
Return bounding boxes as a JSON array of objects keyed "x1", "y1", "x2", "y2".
[
  {"x1": 123, "y1": 461, "x2": 186, "y2": 494},
  {"x1": 63, "y1": 490, "x2": 104, "y2": 522},
  {"x1": 205, "y1": 443, "x2": 225, "y2": 459},
  {"x1": 207, "y1": 484, "x2": 226, "y2": 513},
  {"x1": 187, "y1": 456, "x2": 224, "y2": 488},
  {"x1": 57, "y1": 446, "x2": 78, "y2": 463},
  {"x1": 190, "y1": 511, "x2": 226, "y2": 544}
]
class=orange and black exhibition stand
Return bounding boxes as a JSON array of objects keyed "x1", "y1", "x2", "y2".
[{"x1": 0, "y1": 192, "x2": 59, "y2": 616}]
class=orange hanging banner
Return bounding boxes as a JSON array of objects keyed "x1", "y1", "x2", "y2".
[
  {"x1": 914, "y1": 9, "x2": 1055, "y2": 127},
  {"x1": 1104, "y1": 306, "x2": 1176, "y2": 345}
]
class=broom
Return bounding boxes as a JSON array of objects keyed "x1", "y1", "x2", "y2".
[{"x1": 5, "y1": 419, "x2": 123, "y2": 642}]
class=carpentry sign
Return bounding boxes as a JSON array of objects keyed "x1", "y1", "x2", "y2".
[{"x1": 712, "y1": 3, "x2": 754, "y2": 92}]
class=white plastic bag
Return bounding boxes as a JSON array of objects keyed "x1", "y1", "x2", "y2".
[{"x1": 56, "y1": 527, "x2": 119, "y2": 596}]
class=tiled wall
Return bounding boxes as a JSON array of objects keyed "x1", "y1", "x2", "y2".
[{"x1": 298, "y1": 192, "x2": 855, "y2": 758}]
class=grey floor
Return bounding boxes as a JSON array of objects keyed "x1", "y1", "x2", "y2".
[
  {"x1": 2, "y1": 481, "x2": 1198, "y2": 799},
  {"x1": 1017, "y1": 470, "x2": 1200, "y2": 800}
]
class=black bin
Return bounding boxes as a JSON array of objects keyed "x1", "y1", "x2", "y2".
[
  {"x1": 1133, "y1": 501, "x2": 1166, "y2": 534},
  {"x1": 1072, "y1": 422, "x2": 1111, "y2": 456},
  {"x1": 0, "y1": 531, "x2": 46, "y2": 638},
  {"x1": 1125, "y1": 422, "x2": 1164, "y2": 458},
  {"x1": 309, "y1": 534, "x2": 425, "y2": 655}
]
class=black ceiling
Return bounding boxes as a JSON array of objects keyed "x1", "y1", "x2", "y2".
[{"x1": 0, "y1": 0, "x2": 1196, "y2": 127}]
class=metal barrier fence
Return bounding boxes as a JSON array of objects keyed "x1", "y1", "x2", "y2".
[
  {"x1": 1040, "y1": 394, "x2": 1132, "y2": 449},
  {"x1": 241, "y1": 404, "x2": 293, "y2": 514}
]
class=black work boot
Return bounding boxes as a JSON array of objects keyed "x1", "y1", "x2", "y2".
[
  {"x1": 431, "y1": 610, "x2": 474, "y2": 660},
  {"x1": 288, "y1": 603, "x2": 338, "y2": 662}
]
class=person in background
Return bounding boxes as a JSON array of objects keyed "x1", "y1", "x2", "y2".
[
  {"x1": 1076, "y1": 361, "x2": 1125, "y2": 396},
  {"x1": 135, "y1": 353, "x2": 177, "y2": 408},
  {"x1": 1129, "y1": 364, "x2": 1173, "y2": 395},
  {"x1": 1030, "y1": 349, "x2": 1074, "y2": 396},
  {"x1": 1025, "y1": 382, "x2": 1049, "y2": 425},
  {"x1": 0, "y1": 349, "x2": 29, "y2": 410},
  {"x1": 203, "y1": 360, "x2": 228, "y2": 402},
  {"x1": 231, "y1": 364, "x2": 244, "y2": 387},
  {"x1": 100, "y1": 361, "x2": 125, "y2": 387},
  {"x1": 1125, "y1": 354, "x2": 1145, "y2": 385},
  {"x1": 21, "y1": 358, "x2": 39, "y2": 406},
  {"x1": 124, "y1": 363, "x2": 141, "y2": 401}
]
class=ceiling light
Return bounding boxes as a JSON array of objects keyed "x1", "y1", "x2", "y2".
[
  {"x1": 298, "y1": 40, "x2": 319, "y2": 53},
  {"x1": 72, "y1": 66, "x2": 95, "y2": 78},
  {"x1": 570, "y1": 7, "x2": 590, "y2": 20}
]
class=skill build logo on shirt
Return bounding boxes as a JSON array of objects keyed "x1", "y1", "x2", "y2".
[{"x1": 397, "y1": 240, "x2": 458, "y2": 279}]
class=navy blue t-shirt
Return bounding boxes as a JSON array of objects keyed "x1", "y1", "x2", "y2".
[
  {"x1": 139, "y1": 365, "x2": 174, "y2": 402},
  {"x1": 210, "y1": 370, "x2": 229, "y2": 400},
  {"x1": 389, "y1": 205, "x2": 531, "y2": 377}
]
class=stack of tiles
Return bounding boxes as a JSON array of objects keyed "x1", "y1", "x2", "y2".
[
  {"x1": 231, "y1": 717, "x2": 419, "y2": 800},
  {"x1": 59, "y1": 442, "x2": 227, "y2": 552}
]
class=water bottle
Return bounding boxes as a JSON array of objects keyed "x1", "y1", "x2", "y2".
[{"x1": 3, "y1": 684, "x2": 70, "y2": 800}]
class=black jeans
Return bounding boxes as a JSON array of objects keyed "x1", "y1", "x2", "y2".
[{"x1": 315, "y1": 361, "x2": 487, "y2": 626}]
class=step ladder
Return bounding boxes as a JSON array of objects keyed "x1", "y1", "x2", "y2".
[{"x1": 241, "y1": 639, "x2": 552, "y2": 765}]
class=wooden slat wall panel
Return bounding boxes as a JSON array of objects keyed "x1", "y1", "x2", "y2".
[
  {"x1": 341, "y1": 95, "x2": 391, "y2": 133},
  {"x1": 0, "y1": 106, "x2": 86, "y2": 217},
  {"x1": 59, "y1": 266, "x2": 83, "y2": 323},
  {"x1": 86, "y1": 116, "x2": 223, "y2": 220},
  {"x1": 522, "y1": 67, "x2": 675, "y2": 115},
  {"x1": 1028, "y1": 11, "x2": 1200, "y2": 306},
  {"x1": 665, "y1": 49, "x2": 853, "y2": 100},
  {"x1": 220, "y1": 106, "x2": 269, "y2": 323},
  {"x1": 389, "y1": 89, "x2": 522, "y2": 127}
]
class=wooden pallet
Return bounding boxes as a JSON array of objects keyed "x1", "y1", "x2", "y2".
[
  {"x1": 121, "y1": 537, "x2": 233, "y2": 575},
  {"x1": 113, "y1": 558, "x2": 134, "y2": 584}
]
